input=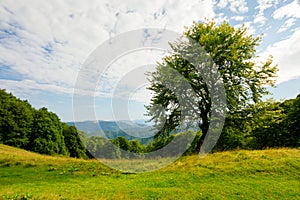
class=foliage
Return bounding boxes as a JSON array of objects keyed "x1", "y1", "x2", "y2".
[
  {"x1": 29, "y1": 107, "x2": 68, "y2": 155},
  {"x1": 97, "y1": 95, "x2": 297, "y2": 155},
  {"x1": 0, "y1": 89, "x2": 88, "y2": 158},
  {"x1": 62, "y1": 123, "x2": 87, "y2": 158},
  {"x1": 0, "y1": 89, "x2": 34, "y2": 148},
  {"x1": 250, "y1": 100, "x2": 287, "y2": 149},
  {"x1": 215, "y1": 96, "x2": 300, "y2": 150},
  {"x1": 146, "y1": 20, "x2": 277, "y2": 152},
  {"x1": 282, "y1": 94, "x2": 300, "y2": 147},
  {"x1": 0, "y1": 86, "x2": 299, "y2": 160}
]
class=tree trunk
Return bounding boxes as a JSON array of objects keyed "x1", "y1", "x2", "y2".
[{"x1": 196, "y1": 120, "x2": 209, "y2": 152}]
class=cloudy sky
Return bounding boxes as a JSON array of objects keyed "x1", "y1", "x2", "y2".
[{"x1": 1, "y1": 0, "x2": 300, "y2": 122}]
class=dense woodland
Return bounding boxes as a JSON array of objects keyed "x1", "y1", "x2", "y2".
[{"x1": 0, "y1": 89, "x2": 299, "y2": 159}]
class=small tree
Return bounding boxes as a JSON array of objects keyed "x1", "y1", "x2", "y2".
[{"x1": 62, "y1": 124, "x2": 87, "y2": 158}]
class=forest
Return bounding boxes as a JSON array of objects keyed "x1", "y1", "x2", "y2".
[{"x1": 0, "y1": 88, "x2": 299, "y2": 159}]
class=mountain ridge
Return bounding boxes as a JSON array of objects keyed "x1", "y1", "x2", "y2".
[{"x1": 67, "y1": 120, "x2": 155, "y2": 141}]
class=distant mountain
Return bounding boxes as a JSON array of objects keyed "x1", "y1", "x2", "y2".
[
  {"x1": 133, "y1": 119, "x2": 152, "y2": 125},
  {"x1": 67, "y1": 120, "x2": 155, "y2": 142}
]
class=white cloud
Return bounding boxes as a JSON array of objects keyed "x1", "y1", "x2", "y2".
[
  {"x1": 216, "y1": 0, "x2": 248, "y2": 13},
  {"x1": 277, "y1": 18, "x2": 297, "y2": 33},
  {"x1": 256, "y1": 0, "x2": 279, "y2": 13},
  {"x1": 254, "y1": 0, "x2": 279, "y2": 26},
  {"x1": 231, "y1": 15, "x2": 244, "y2": 21},
  {"x1": 95, "y1": 49, "x2": 165, "y2": 104},
  {"x1": 0, "y1": 0, "x2": 215, "y2": 99},
  {"x1": 214, "y1": 13, "x2": 229, "y2": 23},
  {"x1": 273, "y1": 0, "x2": 300, "y2": 19},
  {"x1": 259, "y1": 29, "x2": 300, "y2": 83},
  {"x1": 217, "y1": 0, "x2": 229, "y2": 8},
  {"x1": 253, "y1": 14, "x2": 267, "y2": 25},
  {"x1": 272, "y1": 0, "x2": 300, "y2": 33},
  {"x1": 0, "y1": 79, "x2": 73, "y2": 95}
]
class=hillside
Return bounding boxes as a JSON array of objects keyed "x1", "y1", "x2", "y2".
[{"x1": 1, "y1": 144, "x2": 299, "y2": 199}]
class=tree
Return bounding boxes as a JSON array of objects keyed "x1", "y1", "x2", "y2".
[
  {"x1": 0, "y1": 89, "x2": 34, "y2": 148},
  {"x1": 128, "y1": 140, "x2": 144, "y2": 153},
  {"x1": 29, "y1": 107, "x2": 68, "y2": 155},
  {"x1": 249, "y1": 100, "x2": 286, "y2": 149},
  {"x1": 112, "y1": 136, "x2": 130, "y2": 151},
  {"x1": 282, "y1": 94, "x2": 300, "y2": 147},
  {"x1": 214, "y1": 95, "x2": 300, "y2": 150},
  {"x1": 86, "y1": 136, "x2": 106, "y2": 158},
  {"x1": 62, "y1": 123, "x2": 87, "y2": 158},
  {"x1": 146, "y1": 20, "x2": 277, "y2": 153},
  {"x1": 0, "y1": 89, "x2": 93, "y2": 157}
]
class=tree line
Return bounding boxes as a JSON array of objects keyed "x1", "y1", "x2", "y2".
[
  {"x1": 78, "y1": 93, "x2": 300, "y2": 159},
  {"x1": 0, "y1": 89, "x2": 299, "y2": 159},
  {"x1": 212, "y1": 96, "x2": 300, "y2": 151},
  {"x1": 0, "y1": 89, "x2": 87, "y2": 158}
]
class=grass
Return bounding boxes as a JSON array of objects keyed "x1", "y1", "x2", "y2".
[{"x1": 0, "y1": 144, "x2": 299, "y2": 199}]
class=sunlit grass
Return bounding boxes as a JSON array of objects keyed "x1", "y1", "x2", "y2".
[{"x1": 0, "y1": 144, "x2": 299, "y2": 199}]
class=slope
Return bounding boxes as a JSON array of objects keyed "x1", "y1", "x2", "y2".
[{"x1": 0, "y1": 144, "x2": 299, "y2": 199}]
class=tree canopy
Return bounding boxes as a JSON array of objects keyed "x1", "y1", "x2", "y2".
[
  {"x1": 0, "y1": 89, "x2": 87, "y2": 158},
  {"x1": 146, "y1": 20, "x2": 278, "y2": 152},
  {"x1": 0, "y1": 89, "x2": 34, "y2": 148}
]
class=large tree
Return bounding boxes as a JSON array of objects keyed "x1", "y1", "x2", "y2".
[
  {"x1": 29, "y1": 107, "x2": 68, "y2": 155},
  {"x1": 146, "y1": 20, "x2": 277, "y2": 153},
  {"x1": 0, "y1": 89, "x2": 34, "y2": 148}
]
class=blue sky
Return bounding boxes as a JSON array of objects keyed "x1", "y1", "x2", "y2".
[{"x1": 1, "y1": 0, "x2": 300, "y2": 122}]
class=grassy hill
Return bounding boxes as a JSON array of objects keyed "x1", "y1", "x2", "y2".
[{"x1": 0, "y1": 144, "x2": 299, "y2": 200}]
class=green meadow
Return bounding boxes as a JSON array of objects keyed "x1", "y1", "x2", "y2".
[{"x1": 1, "y1": 144, "x2": 299, "y2": 200}]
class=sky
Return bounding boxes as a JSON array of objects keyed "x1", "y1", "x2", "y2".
[{"x1": 1, "y1": 0, "x2": 300, "y2": 122}]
